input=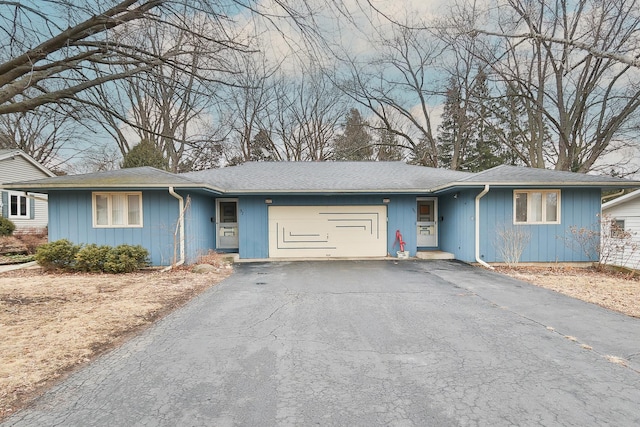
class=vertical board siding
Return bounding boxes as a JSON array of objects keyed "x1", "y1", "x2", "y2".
[
  {"x1": 237, "y1": 194, "x2": 418, "y2": 258},
  {"x1": 478, "y1": 188, "x2": 601, "y2": 263},
  {"x1": 439, "y1": 190, "x2": 476, "y2": 262},
  {"x1": 238, "y1": 196, "x2": 268, "y2": 259},
  {"x1": 48, "y1": 190, "x2": 181, "y2": 266},
  {"x1": 603, "y1": 201, "x2": 640, "y2": 269},
  {"x1": 184, "y1": 193, "x2": 216, "y2": 264}
]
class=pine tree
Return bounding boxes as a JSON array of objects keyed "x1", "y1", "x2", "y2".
[
  {"x1": 375, "y1": 127, "x2": 403, "y2": 161},
  {"x1": 250, "y1": 129, "x2": 277, "y2": 161},
  {"x1": 437, "y1": 79, "x2": 469, "y2": 170},
  {"x1": 463, "y1": 70, "x2": 505, "y2": 172},
  {"x1": 332, "y1": 109, "x2": 373, "y2": 161},
  {"x1": 121, "y1": 139, "x2": 169, "y2": 170}
]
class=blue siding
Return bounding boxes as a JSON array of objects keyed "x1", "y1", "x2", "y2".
[
  {"x1": 478, "y1": 188, "x2": 601, "y2": 263},
  {"x1": 49, "y1": 190, "x2": 185, "y2": 266},
  {"x1": 237, "y1": 194, "x2": 419, "y2": 258},
  {"x1": 439, "y1": 190, "x2": 476, "y2": 261},
  {"x1": 238, "y1": 196, "x2": 268, "y2": 259},
  {"x1": 48, "y1": 186, "x2": 603, "y2": 264},
  {"x1": 185, "y1": 193, "x2": 216, "y2": 264}
]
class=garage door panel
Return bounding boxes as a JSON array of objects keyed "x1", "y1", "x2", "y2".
[{"x1": 269, "y1": 206, "x2": 387, "y2": 258}]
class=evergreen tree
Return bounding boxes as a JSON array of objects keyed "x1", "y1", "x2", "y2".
[
  {"x1": 332, "y1": 109, "x2": 373, "y2": 161},
  {"x1": 121, "y1": 139, "x2": 169, "y2": 170},
  {"x1": 437, "y1": 80, "x2": 468, "y2": 169},
  {"x1": 375, "y1": 127, "x2": 404, "y2": 161},
  {"x1": 462, "y1": 70, "x2": 506, "y2": 172},
  {"x1": 250, "y1": 129, "x2": 278, "y2": 161}
]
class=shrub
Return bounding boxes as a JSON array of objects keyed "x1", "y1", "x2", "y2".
[
  {"x1": 103, "y1": 245, "x2": 150, "y2": 273},
  {"x1": 493, "y1": 223, "x2": 531, "y2": 267},
  {"x1": 35, "y1": 240, "x2": 149, "y2": 273},
  {"x1": 35, "y1": 239, "x2": 80, "y2": 270},
  {"x1": 0, "y1": 217, "x2": 15, "y2": 236},
  {"x1": 75, "y1": 244, "x2": 111, "y2": 272}
]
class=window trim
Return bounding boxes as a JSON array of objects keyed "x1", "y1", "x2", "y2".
[
  {"x1": 513, "y1": 189, "x2": 561, "y2": 225},
  {"x1": 610, "y1": 219, "x2": 625, "y2": 239},
  {"x1": 92, "y1": 192, "x2": 143, "y2": 228},
  {"x1": 8, "y1": 191, "x2": 29, "y2": 219}
]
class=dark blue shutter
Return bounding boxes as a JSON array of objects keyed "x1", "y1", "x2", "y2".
[{"x1": 1, "y1": 191, "x2": 7, "y2": 218}]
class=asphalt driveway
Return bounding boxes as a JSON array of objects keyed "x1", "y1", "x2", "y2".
[{"x1": 4, "y1": 260, "x2": 640, "y2": 426}]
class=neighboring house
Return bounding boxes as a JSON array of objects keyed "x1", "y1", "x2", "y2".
[
  {"x1": 3, "y1": 162, "x2": 640, "y2": 266},
  {"x1": 601, "y1": 189, "x2": 640, "y2": 269},
  {"x1": 0, "y1": 149, "x2": 55, "y2": 233}
]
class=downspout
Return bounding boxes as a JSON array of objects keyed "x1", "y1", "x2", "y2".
[
  {"x1": 475, "y1": 185, "x2": 494, "y2": 269},
  {"x1": 601, "y1": 189, "x2": 625, "y2": 202},
  {"x1": 167, "y1": 187, "x2": 185, "y2": 268},
  {"x1": 24, "y1": 192, "x2": 49, "y2": 203}
]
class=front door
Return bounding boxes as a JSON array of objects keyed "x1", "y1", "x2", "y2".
[
  {"x1": 417, "y1": 198, "x2": 437, "y2": 247},
  {"x1": 216, "y1": 199, "x2": 238, "y2": 249}
]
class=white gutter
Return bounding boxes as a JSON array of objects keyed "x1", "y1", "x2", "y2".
[
  {"x1": 167, "y1": 187, "x2": 185, "y2": 268},
  {"x1": 475, "y1": 185, "x2": 494, "y2": 269}
]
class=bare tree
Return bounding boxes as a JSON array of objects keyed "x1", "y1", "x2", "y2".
[
  {"x1": 448, "y1": 0, "x2": 640, "y2": 172},
  {"x1": 219, "y1": 50, "x2": 282, "y2": 164},
  {"x1": 277, "y1": 71, "x2": 346, "y2": 161},
  {"x1": 337, "y1": 21, "x2": 446, "y2": 167},
  {"x1": 85, "y1": 15, "x2": 229, "y2": 172},
  {"x1": 0, "y1": 0, "x2": 327, "y2": 170},
  {"x1": 0, "y1": 107, "x2": 82, "y2": 170}
]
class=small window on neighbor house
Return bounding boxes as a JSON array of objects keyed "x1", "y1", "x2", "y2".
[
  {"x1": 610, "y1": 219, "x2": 625, "y2": 238},
  {"x1": 92, "y1": 192, "x2": 142, "y2": 227},
  {"x1": 9, "y1": 192, "x2": 29, "y2": 219},
  {"x1": 514, "y1": 190, "x2": 561, "y2": 225}
]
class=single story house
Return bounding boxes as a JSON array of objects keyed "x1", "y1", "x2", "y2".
[
  {"x1": 0, "y1": 149, "x2": 56, "y2": 233},
  {"x1": 3, "y1": 162, "x2": 640, "y2": 266},
  {"x1": 601, "y1": 189, "x2": 640, "y2": 269}
]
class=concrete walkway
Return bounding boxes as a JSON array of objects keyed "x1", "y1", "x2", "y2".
[
  {"x1": 0, "y1": 261, "x2": 37, "y2": 273},
  {"x1": 3, "y1": 260, "x2": 640, "y2": 426}
]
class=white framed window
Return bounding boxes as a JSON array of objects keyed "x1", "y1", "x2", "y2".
[
  {"x1": 92, "y1": 192, "x2": 143, "y2": 228},
  {"x1": 610, "y1": 219, "x2": 625, "y2": 238},
  {"x1": 9, "y1": 191, "x2": 29, "y2": 219},
  {"x1": 513, "y1": 190, "x2": 560, "y2": 225}
]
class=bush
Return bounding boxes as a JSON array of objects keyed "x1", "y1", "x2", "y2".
[
  {"x1": 36, "y1": 240, "x2": 149, "y2": 273},
  {"x1": 0, "y1": 217, "x2": 15, "y2": 236},
  {"x1": 75, "y1": 244, "x2": 111, "y2": 272},
  {"x1": 35, "y1": 239, "x2": 80, "y2": 270},
  {"x1": 103, "y1": 245, "x2": 150, "y2": 273}
]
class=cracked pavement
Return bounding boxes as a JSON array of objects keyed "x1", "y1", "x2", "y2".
[{"x1": 3, "y1": 260, "x2": 640, "y2": 426}]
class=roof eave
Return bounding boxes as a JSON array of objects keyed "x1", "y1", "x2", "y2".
[
  {"x1": 0, "y1": 150, "x2": 56, "y2": 177},
  {"x1": 1, "y1": 183, "x2": 225, "y2": 194},
  {"x1": 602, "y1": 189, "x2": 640, "y2": 209},
  {"x1": 435, "y1": 181, "x2": 640, "y2": 191}
]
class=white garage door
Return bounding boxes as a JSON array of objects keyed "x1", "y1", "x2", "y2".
[{"x1": 268, "y1": 205, "x2": 387, "y2": 258}]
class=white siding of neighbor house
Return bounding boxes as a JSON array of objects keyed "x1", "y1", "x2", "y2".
[
  {"x1": 602, "y1": 199, "x2": 640, "y2": 270},
  {"x1": 0, "y1": 154, "x2": 50, "y2": 232}
]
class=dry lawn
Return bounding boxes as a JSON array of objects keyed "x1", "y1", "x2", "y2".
[
  {"x1": 496, "y1": 265, "x2": 640, "y2": 318},
  {"x1": 0, "y1": 257, "x2": 233, "y2": 420}
]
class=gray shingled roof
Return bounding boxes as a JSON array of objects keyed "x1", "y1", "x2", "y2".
[
  {"x1": 2, "y1": 166, "x2": 204, "y2": 190},
  {"x1": 455, "y1": 165, "x2": 639, "y2": 186},
  {"x1": 181, "y1": 162, "x2": 473, "y2": 193},
  {"x1": 3, "y1": 162, "x2": 639, "y2": 193}
]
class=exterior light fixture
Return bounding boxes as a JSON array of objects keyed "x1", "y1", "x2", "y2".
[
  {"x1": 265, "y1": 199, "x2": 273, "y2": 204},
  {"x1": 383, "y1": 198, "x2": 390, "y2": 204}
]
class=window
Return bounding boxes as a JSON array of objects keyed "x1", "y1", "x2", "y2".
[
  {"x1": 92, "y1": 192, "x2": 142, "y2": 227},
  {"x1": 9, "y1": 192, "x2": 29, "y2": 219},
  {"x1": 610, "y1": 219, "x2": 625, "y2": 238},
  {"x1": 513, "y1": 190, "x2": 560, "y2": 224}
]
